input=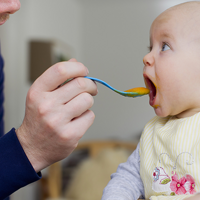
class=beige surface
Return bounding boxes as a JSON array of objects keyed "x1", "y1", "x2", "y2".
[
  {"x1": 40, "y1": 140, "x2": 138, "y2": 200},
  {"x1": 75, "y1": 140, "x2": 137, "y2": 158}
]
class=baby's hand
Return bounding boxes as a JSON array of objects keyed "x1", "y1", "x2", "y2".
[{"x1": 185, "y1": 194, "x2": 200, "y2": 200}]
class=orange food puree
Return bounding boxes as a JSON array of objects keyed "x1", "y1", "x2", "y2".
[{"x1": 124, "y1": 87, "x2": 150, "y2": 95}]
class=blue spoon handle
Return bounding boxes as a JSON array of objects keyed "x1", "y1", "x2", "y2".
[
  {"x1": 84, "y1": 76, "x2": 140, "y2": 97},
  {"x1": 85, "y1": 76, "x2": 119, "y2": 92}
]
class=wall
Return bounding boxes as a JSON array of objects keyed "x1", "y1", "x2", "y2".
[
  {"x1": 0, "y1": 0, "x2": 193, "y2": 199},
  {"x1": 79, "y1": 0, "x2": 158, "y2": 140}
]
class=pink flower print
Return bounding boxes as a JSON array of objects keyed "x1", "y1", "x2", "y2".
[
  {"x1": 184, "y1": 174, "x2": 196, "y2": 194},
  {"x1": 170, "y1": 173, "x2": 187, "y2": 195}
]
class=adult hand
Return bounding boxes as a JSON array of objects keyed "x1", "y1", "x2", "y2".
[{"x1": 16, "y1": 59, "x2": 97, "y2": 172}]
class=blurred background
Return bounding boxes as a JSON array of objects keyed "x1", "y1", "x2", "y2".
[{"x1": 0, "y1": 0, "x2": 194, "y2": 199}]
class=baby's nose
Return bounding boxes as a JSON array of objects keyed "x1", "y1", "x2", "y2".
[{"x1": 143, "y1": 52, "x2": 154, "y2": 67}]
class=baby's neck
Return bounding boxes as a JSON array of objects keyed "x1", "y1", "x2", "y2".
[{"x1": 175, "y1": 108, "x2": 200, "y2": 119}]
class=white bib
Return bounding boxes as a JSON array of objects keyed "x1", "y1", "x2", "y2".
[{"x1": 139, "y1": 113, "x2": 200, "y2": 198}]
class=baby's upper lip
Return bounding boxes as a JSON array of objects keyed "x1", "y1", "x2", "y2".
[{"x1": 143, "y1": 74, "x2": 155, "y2": 89}]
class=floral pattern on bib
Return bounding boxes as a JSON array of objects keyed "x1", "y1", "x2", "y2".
[
  {"x1": 152, "y1": 152, "x2": 196, "y2": 196},
  {"x1": 152, "y1": 167, "x2": 196, "y2": 195}
]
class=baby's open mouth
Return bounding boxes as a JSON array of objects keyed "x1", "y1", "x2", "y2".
[{"x1": 144, "y1": 76, "x2": 157, "y2": 106}]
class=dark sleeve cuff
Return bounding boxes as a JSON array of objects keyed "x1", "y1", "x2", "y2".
[{"x1": 0, "y1": 128, "x2": 42, "y2": 199}]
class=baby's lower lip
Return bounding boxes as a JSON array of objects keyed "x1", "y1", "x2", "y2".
[{"x1": 149, "y1": 92, "x2": 156, "y2": 106}]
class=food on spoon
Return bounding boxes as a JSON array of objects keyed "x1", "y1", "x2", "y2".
[{"x1": 124, "y1": 87, "x2": 150, "y2": 96}]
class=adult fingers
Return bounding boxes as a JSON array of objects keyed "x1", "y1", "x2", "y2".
[
  {"x1": 64, "y1": 92, "x2": 94, "y2": 123},
  {"x1": 33, "y1": 61, "x2": 89, "y2": 92},
  {"x1": 68, "y1": 58, "x2": 77, "y2": 62},
  {"x1": 62, "y1": 110, "x2": 95, "y2": 141},
  {"x1": 52, "y1": 77, "x2": 98, "y2": 105}
]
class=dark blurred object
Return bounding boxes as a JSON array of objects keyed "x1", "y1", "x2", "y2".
[
  {"x1": 62, "y1": 149, "x2": 89, "y2": 193},
  {"x1": 29, "y1": 40, "x2": 52, "y2": 83},
  {"x1": 29, "y1": 39, "x2": 73, "y2": 82}
]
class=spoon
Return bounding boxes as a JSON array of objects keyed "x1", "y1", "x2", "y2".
[{"x1": 85, "y1": 76, "x2": 149, "y2": 98}]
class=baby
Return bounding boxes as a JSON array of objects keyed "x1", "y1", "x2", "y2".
[{"x1": 102, "y1": 1, "x2": 200, "y2": 200}]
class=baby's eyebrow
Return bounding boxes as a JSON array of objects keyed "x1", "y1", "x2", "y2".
[
  {"x1": 149, "y1": 31, "x2": 174, "y2": 44},
  {"x1": 160, "y1": 32, "x2": 174, "y2": 40}
]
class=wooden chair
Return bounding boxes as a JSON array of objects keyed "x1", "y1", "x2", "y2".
[{"x1": 40, "y1": 140, "x2": 138, "y2": 200}]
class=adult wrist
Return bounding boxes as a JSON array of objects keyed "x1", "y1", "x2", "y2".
[{"x1": 15, "y1": 127, "x2": 45, "y2": 173}]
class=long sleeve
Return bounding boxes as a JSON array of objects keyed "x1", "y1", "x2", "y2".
[
  {"x1": 101, "y1": 143, "x2": 144, "y2": 200},
  {"x1": 0, "y1": 128, "x2": 41, "y2": 199},
  {"x1": 0, "y1": 47, "x2": 41, "y2": 200}
]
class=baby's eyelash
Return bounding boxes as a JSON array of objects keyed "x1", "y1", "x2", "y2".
[{"x1": 161, "y1": 42, "x2": 171, "y2": 51}]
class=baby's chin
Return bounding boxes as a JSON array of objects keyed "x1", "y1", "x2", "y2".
[
  {"x1": 154, "y1": 107, "x2": 190, "y2": 119},
  {"x1": 154, "y1": 106, "x2": 170, "y2": 118}
]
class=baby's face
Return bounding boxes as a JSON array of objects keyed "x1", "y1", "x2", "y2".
[{"x1": 143, "y1": 4, "x2": 200, "y2": 118}]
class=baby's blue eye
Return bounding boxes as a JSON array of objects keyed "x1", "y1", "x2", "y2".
[{"x1": 162, "y1": 43, "x2": 170, "y2": 51}]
